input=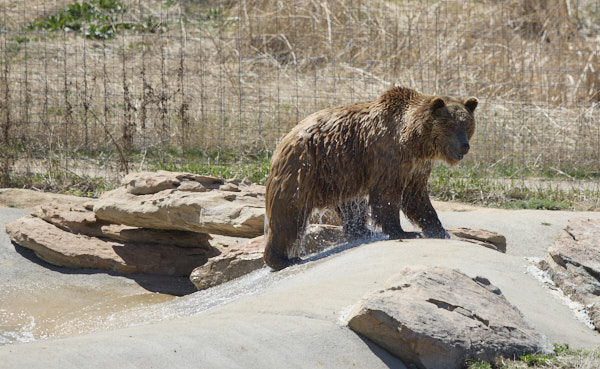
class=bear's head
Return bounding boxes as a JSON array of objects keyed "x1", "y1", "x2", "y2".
[{"x1": 427, "y1": 96, "x2": 478, "y2": 166}]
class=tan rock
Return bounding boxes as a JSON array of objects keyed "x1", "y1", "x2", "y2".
[
  {"x1": 347, "y1": 266, "x2": 550, "y2": 369},
  {"x1": 190, "y1": 235, "x2": 265, "y2": 291},
  {"x1": 120, "y1": 171, "x2": 262, "y2": 195},
  {"x1": 448, "y1": 227, "x2": 507, "y2": 253},
  {"x1": 0, "y1": 188, "x2": 95, "y2": 211},
  {"x1": 299, "y1": 224, "x2": 346, "y2": 255},
  {"x1": 122, "y1": 171, "x2": 223, "y2": 195},
  {"x1": 93, "y1": 186, "x2": 265, "y2": 238},
  {"x1": 5, "y1": 215, "x2": 218, "y2": 276},
  {"x1": 34, "y1": 203, "x2": 212, "y2": 249}
]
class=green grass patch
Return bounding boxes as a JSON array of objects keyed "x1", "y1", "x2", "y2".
[
  {"x1": 519, "y1": 352, "x2": 552, "y2": 366},
  {"x1": 429, "y1": 163, "x2": 600, "y2": 211},
  {"x1": 26, "y1": 0, "x2": 166, "y2": 40},
  {"x1": 4, "y1": 149, "x2": 599, "y2": 208},
  {"x1": 465, "y1": 358, "x2": 493, "y2": 369},
  {"x1": 144, "y1": 147, "x2": 272, "y2": 185}
]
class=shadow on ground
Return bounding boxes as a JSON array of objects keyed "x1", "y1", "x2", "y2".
[{"x1": 12, "y1": 242, "x2": 198, "y2": 296}]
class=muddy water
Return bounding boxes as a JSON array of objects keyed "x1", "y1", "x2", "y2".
[{"x1": 1, "y1": 287, "x2": 175, "y2": 344}]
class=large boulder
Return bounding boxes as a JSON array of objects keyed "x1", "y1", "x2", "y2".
[
  {"x1": 536, "y1": 218, "x2": 600, "y2": 330},
  {"x1": 94, "y1": 186, "x2": 265, "y2": 238},
  {"x1": 6, "y1": 215, "x2": 219, "y2": 276},
  {"x1": 346, "y1": 266, "x2": 550, "y2": 369}
]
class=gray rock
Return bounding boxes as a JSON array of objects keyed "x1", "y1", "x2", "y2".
[
  {"x1": 538, "y1": 218, "x2": 600, "y2": 330},
  {"x1": 346, "y1": 266, "x2": 550, "y2": 369}
]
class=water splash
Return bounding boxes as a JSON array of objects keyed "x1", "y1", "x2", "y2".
[
  {"x1": 0, "y1": 310, "x2": 36, "y2": 345},
  {"x1": 525, "y1": 257, "x2": 595, "y2": 330}
]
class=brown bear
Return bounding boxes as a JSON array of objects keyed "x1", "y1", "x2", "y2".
[{"x1": 264, "y1": 86, "x2": 478, "y2": 270}]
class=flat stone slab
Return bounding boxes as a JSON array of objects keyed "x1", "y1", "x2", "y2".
[
  {"x1": 122, "y1": 170, "x2": 226, "y2": 195},
  {"x1": 346, "y1": 266, "x2": 550, "y2": 369},
  {"x1": 6, "y1": 215, "x2": 219, "y2": 276},
  {"x1": 0, "y1": 188, "x2": 96, "y2": 211},
  {"x1": 34, "y1": 203, "x2": 212, "y2": 249},
  {"x1": 94, "y1": 186, "x2": 265, "y2": 238},
  {"x1": 448, "y1": 227, "x2": 506, "y2": 253}
]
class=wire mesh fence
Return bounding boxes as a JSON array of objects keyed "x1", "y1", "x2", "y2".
[{"x1": 0, "y1": 0, "x2": 599, "y2": 197}]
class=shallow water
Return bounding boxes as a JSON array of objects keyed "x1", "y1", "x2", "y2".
[{"x1": 0, "y1": 267, "x2": 286, "y2": 346}]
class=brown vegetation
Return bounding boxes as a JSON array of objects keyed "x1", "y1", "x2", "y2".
[{"x1": 0, "y1": 0, "x2": 598, "y2": 187}]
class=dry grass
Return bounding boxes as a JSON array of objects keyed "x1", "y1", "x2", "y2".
[{"x1": 0, "y1": 0, "x2": 599, "y2": 189}]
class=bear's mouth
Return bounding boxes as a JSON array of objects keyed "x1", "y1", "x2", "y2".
[{"x1": 449, "y1": 151, "x2": 464, "y2": 161}]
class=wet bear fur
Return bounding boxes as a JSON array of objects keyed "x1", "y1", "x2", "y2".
[{"x1": 264, "y1": 86, "x2": 478, "y2": 270}]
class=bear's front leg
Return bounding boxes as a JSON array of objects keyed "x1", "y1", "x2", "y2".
[
  {"x1": 369, "y1": 194, "x2": 420, "y2": 239},
  {"x1": 402, "y1": 190, "x2": 448, "y2": 239}
]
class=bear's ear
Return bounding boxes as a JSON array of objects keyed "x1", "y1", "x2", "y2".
[
  {"x1": 430, "y1": 97, "x2": 446, "y2": 111},
  {"x1": 464, "y1": 97, "x2": 478, "y2": 113}
]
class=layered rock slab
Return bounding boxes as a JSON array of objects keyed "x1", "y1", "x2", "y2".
[
  {"x1": 190, "y1": 235, "x2": 266, "y2": 291},
  {"x1": 347, "y1": 266, "x2": 549, "y2": 369},
  {"x1": 448, "y1": 227, "x2": 506, "y2": 253},
  {"x1": 34, "y1": 203, "x2": 212, "y2": 248},
  {"x1": 94, "y1": 187, "x2": 265, "y2": 238},
  {"x1": 6, "y1": 215, "x2": 218, "y2": 276}
]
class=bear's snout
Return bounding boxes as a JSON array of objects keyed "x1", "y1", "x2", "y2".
[{"x1": 460, "y1": 141, "x2": 470, "y2": 155}]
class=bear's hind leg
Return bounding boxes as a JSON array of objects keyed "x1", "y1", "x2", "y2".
[
  {"x1": 337, "y1": 199, "x2": 371, "y2": 240},
  {"x1": 370, "y1": 195, "x2": 420, "y2": 239},
  {"x1": 263, "y1": 207, "x2": 306, "y2": 271},
  {"x1": 264, "y1": 230, "x2": 301, "y2": 271}
]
